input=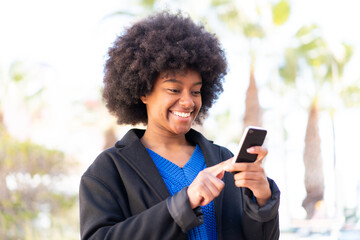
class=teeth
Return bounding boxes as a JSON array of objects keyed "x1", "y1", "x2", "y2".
[{"x1": 172, "y1": 111, "x2": 191, "y2": 118}]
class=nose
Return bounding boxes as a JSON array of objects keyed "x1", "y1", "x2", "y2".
[{"x1": 179, "y1": 91, "x2": 195, "y2": 109}]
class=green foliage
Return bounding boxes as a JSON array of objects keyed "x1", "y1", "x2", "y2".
[
  {"x1": 298, "y1": 37, "x2": 325, "y2": 56},
  {"x1": 279, "y1": 48, "x2": 299, "y2": 84},
  {"x1": 0, "y1": 126, "x2": 77, "y2": 239},
  {"x1": 212, "y1": 0, "x2": 290, "y2": 39},
  {"x1": 141, "y1": 0, "x2": 156, "y2": 8},
  {"x1": 211, "y1": 0, "x2": 232, "y2": 7},
  {"x1": 9, "y1": 61, "x2": 28, "y2": 82},
  {"x1": 295, "y1": 24, "x2": 318, "y2": 38},
  {"x1": 341, "y1": 83, "x2": 360, "y2": 107},
  {"x1": 337, "y1": 43, "x2": 354, "y2": 77},
  {"x1": 272, "y1": 0, "x2": 290, "y2": 25},
  {"x1": 1, "y1": 134, "x2": 64, "y2": 176},
  {"x1": 279, "y1": 24, "x2": 353, "y2": 91},
  {"x1": 216, "y1": 6, "x2": 244, "y2": 33},
  {"x1": 243, "y1": 23, "x2": 265, "y2": 38}
]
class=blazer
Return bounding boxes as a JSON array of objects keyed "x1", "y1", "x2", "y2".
[{"x1": 79, "y1": 128, "x2": 280, "y2": 240}]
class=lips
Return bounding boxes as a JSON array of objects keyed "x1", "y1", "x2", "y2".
[{"x1": 171, "y1": 111, "x2": 191, "y2": 118}]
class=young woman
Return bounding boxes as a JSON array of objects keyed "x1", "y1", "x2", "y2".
[{"x1": 79, "y1": 11, "x2": 280, "y2": 240}]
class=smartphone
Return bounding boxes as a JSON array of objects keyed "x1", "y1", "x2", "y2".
[{"x1": 232, "y1": 126, "x2": 267, "y2": 164}]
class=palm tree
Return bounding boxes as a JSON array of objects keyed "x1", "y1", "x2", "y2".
[
  {"x1": 243, "y1": 54, "x2": 263, "y2": 127},
  {"x1": 212, "y1": 0, "x2": 290, "y2": 127},
  {"x1": 279, "y1": 24, "x2": 354, "y2": 218}
]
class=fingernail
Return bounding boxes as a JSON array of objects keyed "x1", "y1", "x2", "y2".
[{"x1": 247, "y1": 147, "x2": 254, "y2": 153}]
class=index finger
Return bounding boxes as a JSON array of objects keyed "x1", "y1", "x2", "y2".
[
  {"x1": 205, "y1": 159, "x2": 233, "y2": 176},
  {"x1": 224, "y1": 161, "x2": 260, "y2": 173}
]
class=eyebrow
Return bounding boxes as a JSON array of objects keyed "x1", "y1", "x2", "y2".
[{"x1": 162, "y1": 78, "x2": 202, "y2": 86}]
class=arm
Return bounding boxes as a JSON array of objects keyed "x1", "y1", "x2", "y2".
[
  {"x1": 79, "y1": 174, "x2": 202, "y2": 240},
  {"x1": 241, "y1": 178, "x2": 280, "y2": 240},
  {"x1": 223, "y1": 146, "x2": 280, "y2": 239}
]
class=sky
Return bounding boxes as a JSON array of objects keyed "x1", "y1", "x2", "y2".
[{"x1": 1, "y1": 0, "x2": 360, "y2": 232}]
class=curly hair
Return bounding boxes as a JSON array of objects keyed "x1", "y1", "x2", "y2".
[{"x1": 102, "y1": 11, "x2": 228, "y2": 125}]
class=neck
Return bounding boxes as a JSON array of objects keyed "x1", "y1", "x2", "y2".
[{"x1": 140, "y1": 127, "x2": 191, "y2": 150}]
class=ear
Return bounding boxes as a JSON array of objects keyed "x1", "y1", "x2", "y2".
[{"x1": 140, "y1": 95, "x2": 147, "y2": 104}]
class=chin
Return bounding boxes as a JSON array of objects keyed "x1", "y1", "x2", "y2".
[{"x1": 172, "y1": 125, "x2": 192, "y2": 135}]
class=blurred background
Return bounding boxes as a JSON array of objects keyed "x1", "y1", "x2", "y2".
[{"x1": 1, "y1": 0, "x2": 360, "y2": 239}]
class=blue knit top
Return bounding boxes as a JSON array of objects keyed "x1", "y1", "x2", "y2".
[{"x1": 146, "y1": 145, "x2": 218, "y2": 240}]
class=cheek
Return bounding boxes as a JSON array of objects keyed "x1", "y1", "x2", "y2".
[
  {"x1": 194, "y1": 98, "x2": 202, "y2": 115},
  {"x1": 197, "y1": 97, "x2": 202, "y2": 109}
]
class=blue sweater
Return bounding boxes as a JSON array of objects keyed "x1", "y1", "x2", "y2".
[{"x1": 147, "y1": 145, "x2": 218, "y2": 240}]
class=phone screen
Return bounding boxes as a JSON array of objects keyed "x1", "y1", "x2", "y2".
[{"x1": 232, "y1": 126, "x2": 267, "y2": 163}]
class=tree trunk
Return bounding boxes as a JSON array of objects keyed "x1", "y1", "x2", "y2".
[
  {"x1": 243, "y1": 63, "x2": 263, "y2": 127},
  {"x1": 103, "y1": 127, "x2": 118, "y2": 150},
  {"x1": 302, "y1": 99, "x2": 324, "y2": 219}
]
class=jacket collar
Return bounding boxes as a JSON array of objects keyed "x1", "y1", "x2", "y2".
[
  {"x1": 185, "y1": 129, "x2": 221, "y2": 168},
  {"x1": 114, "y1": 128, "x2": 224, "y2": 202}
]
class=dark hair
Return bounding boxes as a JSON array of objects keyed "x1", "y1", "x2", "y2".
[{"x1": 102, "y1": 11, "x2": 227, "y2": 125}]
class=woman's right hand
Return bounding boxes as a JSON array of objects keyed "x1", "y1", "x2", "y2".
[{"x1": 187, "y1": 159, "x2": 232, "y2": 209}]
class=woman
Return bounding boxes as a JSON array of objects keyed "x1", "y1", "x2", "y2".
[{"x1": 79, "y1": 11, "x2": 280, "y2": 240}]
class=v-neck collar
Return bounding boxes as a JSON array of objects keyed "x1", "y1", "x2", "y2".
[
  {"x1": 146, "y1": 144, "x2": 201, "y2": 170},
  {"x1": 146, "y1": 145, "x2": 206, "y2": 186}
]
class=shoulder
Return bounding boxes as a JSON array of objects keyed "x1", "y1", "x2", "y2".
[
  {"x1": 82, "y1": 128, "x2": 145, "y2": 179},
  {"x1": 80, "y1": 147, "x2": 124, "y2": 197}
]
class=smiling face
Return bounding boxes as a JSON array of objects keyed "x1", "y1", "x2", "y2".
[{"x1": 141, "y1": 69, "x2": 202, "y2": 137}]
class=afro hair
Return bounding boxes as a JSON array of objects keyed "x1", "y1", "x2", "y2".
[{"x1": 102, "y1": 11, "x2": 228, "y2": 125}]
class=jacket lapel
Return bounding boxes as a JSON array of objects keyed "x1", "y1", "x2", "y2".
[{"x1": 116, "y1": 129, "x2": 171, "y2": 201}]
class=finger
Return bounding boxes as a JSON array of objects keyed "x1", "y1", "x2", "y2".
[
  {"x1": 234, "y1": 179, "x2": 260, "y2": 188},
  {"x1": 247, "y1": 146, "x2": 267, "y2": 157},
  {"x1": 233, "y1": 170, "x2": 268, "y2": 193},
  {"x1": 233, "y1": 171, "x2": 264, "y2": 181},
  {"x1": 196, "y1": 182, "x2": 221, "y2": 206},
  {"x1": 188, "y1": 187, "x2": 205, "y2": 208},
  {"x1": 233, "y1": 178, "x2": 270, "y2": 200},
  {"x1": 247, "y1": 146, "x2": 268, "y2": 163},
  {"x1": 198, "y1": 185, "x2": 213, "y2": 205},
  {"x1": 199, "y1": 171, "x2": 225, "y2": 191},
  {"x1": 210, "y1": 175, "x2": 226, "y2": 191},
  {"x1": 223, "y1": 162, "x2": 254, "y2": 173},
  {"x1": 205, "y1": 159, "x2": 232, "y2": 178}
]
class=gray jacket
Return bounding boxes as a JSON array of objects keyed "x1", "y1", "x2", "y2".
[{"x1": 79, "y1": 128, "x2": 280, "y2": 239}]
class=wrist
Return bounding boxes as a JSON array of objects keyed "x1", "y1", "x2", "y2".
[
  {"x1": 254, "y1": 189, "x2": 271, "y2": 207},
  {"x1": 187, "y1": 187, "x2": 199, "y2": 209},
  {"x1": 256, "y1": 197, "x2": 270, "y2": 207}
]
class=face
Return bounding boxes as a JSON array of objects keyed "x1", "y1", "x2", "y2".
[{"x1": 141, "y1": 69, "x2": 202, "y2": 136}]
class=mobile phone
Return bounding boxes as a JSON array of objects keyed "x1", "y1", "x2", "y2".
[{"x1": 232, "y1": 126, "x2": 267, "y2": 164}]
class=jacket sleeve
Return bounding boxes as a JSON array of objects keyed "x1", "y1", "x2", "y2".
[
  {"x1": 79, "y1": 174, "x2": 202, "y2": 240},
  {"x1": 241, "y1": 178, "x2": 280, "y2": 240}
]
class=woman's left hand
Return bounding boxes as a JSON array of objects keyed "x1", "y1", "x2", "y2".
[{"x1": 224, "y1": 146, "x2": 271, "y2": 207}]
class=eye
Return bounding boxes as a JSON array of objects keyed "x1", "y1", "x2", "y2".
[
  {"x1": 168, "y1": 89, "x2": 180, "y2": 93},
  {"x1": 192, "y1": 90, "x2": 201, "y2": 96}
]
